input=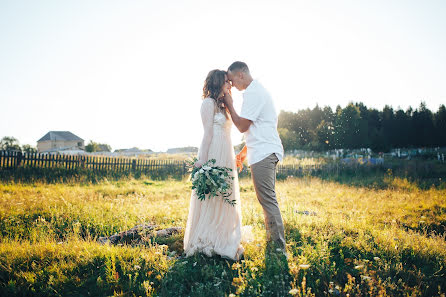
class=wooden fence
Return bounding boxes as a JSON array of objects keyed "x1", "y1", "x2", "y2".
[
  {"x1": 0, "y1": 150, "x2": 385, "y2": 178},
  {"x1": 0, "y1": 151, "x2": 187, "y2": 176}
]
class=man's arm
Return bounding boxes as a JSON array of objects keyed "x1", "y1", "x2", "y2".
[{"x1": 223, "y1": 93, "x2": 252, "y2": 133}]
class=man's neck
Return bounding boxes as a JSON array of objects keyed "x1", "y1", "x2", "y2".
[{"x1": 243, "y1": 78, "x2": 254, "y2": 90}]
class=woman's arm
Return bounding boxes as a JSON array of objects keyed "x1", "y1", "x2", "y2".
[{"x1": 195, "y1": 99, "x2": 215, "y2": 167}]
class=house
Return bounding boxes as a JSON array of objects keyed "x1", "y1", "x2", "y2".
[
  {"x1": 37, "y1": 131, "x2": 84, "y2": 153},
  {"x1": 166, "y1": 146, "x2": 198, "y2": 154},
  {"x1": 112, "y1": 147, "x2": 153, "y2": 157}
]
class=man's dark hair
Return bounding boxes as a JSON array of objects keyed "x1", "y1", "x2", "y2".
[{"x1": 228, "y1": 61, "x2": 249, "y2": 73}]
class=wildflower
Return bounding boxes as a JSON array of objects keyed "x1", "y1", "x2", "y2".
[
  {"x1": 299, "y1": 264, "x2": 310, "y2": 269},
  {"x1": 229, "y1": 294, "x2": 236, "y2": 297},
  {"x1": 134, "y1": 265, "x2": 141, "y2": 270},
  {"x1": 193, "y1": 262, "x2": 197, "y2": 267},
  {"x1": 360, "y1": 275, "x2": 371, "y2": 281},
  {"x1": 289, "y1": 288, "x2": 299, "y2": 295},
  {"x1": 232, "y1": 263, "x2": 241, "y2": 270},
  {"x1": 373, "y1": 257, "x2": 380, "y2": 261},
  {"x1": 354, "y1": 265, "x2": 364, "y2": 269}
]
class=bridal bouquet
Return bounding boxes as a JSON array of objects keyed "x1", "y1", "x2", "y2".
[{"x1": 187, "y1": 158, "x2": 236, "y2": 206}]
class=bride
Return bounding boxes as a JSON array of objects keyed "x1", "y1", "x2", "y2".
[{"x1": 183, "y1": 69, "x2": 244, "y2": 261}]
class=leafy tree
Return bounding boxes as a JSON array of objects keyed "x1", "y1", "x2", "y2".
[
  {"x1": 381, "y1": 105, "x2": 395, "y2": 151},
  {"x1": 278, "y1": 101, "x2": 441, "y2": 152},
  {"x1": 85, "y1": 141, "x2": 99, "y2": 152},
  {"x1": 315, "y1": 120, "x2": 334, "y2": 150},
  {"x1": 278, "y1": 128, "x2": 297, "y2": 152},
  {"x1": 434, "y1": 104, "x2": 446, "y2": 146},
  {"x1": 97, "y1": 144, "x2": 112, "y2": 152},
  {"x1": 334, "y1": 104, "x2": 363, "y2": 149},
  {"x1": 393, "y1": 108, "x2": 410, "y2": 147},
  {"x1": 22, "y1": 144, "x2": 37, "y2": 154},
  {"x1": 0, "y1": 136, "x2": 21, "y2": 152},
  {"x1": 86, "y1": 141, "x2": 112, "y2": 152},
  {"x1": 366, "y1": 108, "x2": 384, "y2": 151},
  {"x1": 412, "y1": 102, "x2": 435, "y2": 147}
]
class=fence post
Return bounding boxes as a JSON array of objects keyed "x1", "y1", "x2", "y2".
[
  {"x1": 16, "y1": 151, "x2": 23, "y2": 167},
  {"x1": 132, "y1": 159, "x2": 136, "y2": 172},
  {"x1": 183, "y1": 161, "x2": 187, "y2": 176}
]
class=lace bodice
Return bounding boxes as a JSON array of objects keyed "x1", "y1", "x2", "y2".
[
  {"x1": 198, "y1": 98, "x2": 231, "y2": 162},
  {"x1": 213, "y1": 111, "x2": 231, "y2": 131}
]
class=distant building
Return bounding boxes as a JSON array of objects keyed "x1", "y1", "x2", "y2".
[
  {"x1": 112, "y1": 147, "x2": 153, "y2": 156},
  {"x1": 37, "y1": 131, "x2": 84, "y2": 153},
  {"x1": 166, "y1": 146, "x2": 198, "y2": 154}
]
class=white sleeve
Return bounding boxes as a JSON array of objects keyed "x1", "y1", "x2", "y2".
[
  {"x1": 240, "y1": 91, "x2": 265, "y2": 121},
  {"x1": 198, "y1": 98, "x2": 215, "y2": 162}
]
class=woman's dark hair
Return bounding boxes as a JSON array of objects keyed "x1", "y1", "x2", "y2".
[{"x1": 202, "y1": 69, "x2": 229, "y2": 117}]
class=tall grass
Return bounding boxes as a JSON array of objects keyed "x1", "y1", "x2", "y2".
[{"x1": 0, "y1": 177, "x2": 445, "y2": 296}]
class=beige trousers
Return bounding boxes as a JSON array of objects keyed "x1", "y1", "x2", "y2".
[{"x1": 250, "y1": 153, "x2": 286, "y2": 250}]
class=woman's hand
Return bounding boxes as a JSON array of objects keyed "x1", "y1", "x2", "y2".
[{"x1": 194, "y1": 159, "x2": 205, "y2": 168}]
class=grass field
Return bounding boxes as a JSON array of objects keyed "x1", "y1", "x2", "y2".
[{"x1": 0, "y1": 174, "x2": 445, "y2": 296}]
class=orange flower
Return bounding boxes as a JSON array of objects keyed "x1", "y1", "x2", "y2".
[{"x1": 235, "y1": 146, "x2": 247, "y2": 172}]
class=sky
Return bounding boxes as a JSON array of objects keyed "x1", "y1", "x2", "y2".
[{"x1": 1, "y1": 0, "x2": 445, "y2": 152}]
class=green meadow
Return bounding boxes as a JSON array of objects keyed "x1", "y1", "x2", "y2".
[{"x1": 0, "y1": 173, "x2": 445, "y2": 296}]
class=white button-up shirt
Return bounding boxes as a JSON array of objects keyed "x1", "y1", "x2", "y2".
[{"x1": 240, "y1": 79, "x2": 284, "y2": 166}]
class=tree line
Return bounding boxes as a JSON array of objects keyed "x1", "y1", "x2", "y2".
[{"x1": 278, "y1": 102, "x2": 446, "y2": 152}]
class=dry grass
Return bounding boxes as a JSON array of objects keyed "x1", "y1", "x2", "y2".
[{"x1": 0, "y1": 176, "x2": 445, "y2": 296}]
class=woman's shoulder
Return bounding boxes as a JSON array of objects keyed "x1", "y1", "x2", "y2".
[
  {"x1": 202, "y1": 97, "x2": 216, "y2": 103},
  {"x1": 201, "y1": 97, "x2": 216, "y2": 107}
]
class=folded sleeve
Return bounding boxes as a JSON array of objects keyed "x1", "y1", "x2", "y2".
[
  {"x1": 198, "y1": 98, "x2": 215, "y2": 162},
  {"x1": 240, "y1": 91, "x2": 265, "y2": 121}
]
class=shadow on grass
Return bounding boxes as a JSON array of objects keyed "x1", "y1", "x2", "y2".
[
  {"x1": 158, "y1": 241, "x2": 292, "y2": 297},
  {"x1": 260, "y1": 241, "x2": 292, "y2": 297},
  {"x1": 157, "y1": 253, "x2": 236, "y2": 297}
]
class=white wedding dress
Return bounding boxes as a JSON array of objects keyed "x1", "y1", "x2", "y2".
[{"x1": 184, "y1": 98, "x2": 244, "y2": 260}]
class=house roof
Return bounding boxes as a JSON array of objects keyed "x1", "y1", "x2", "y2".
[{"x1": 38, "y1": 131, "x2": 84, "y2": 142}]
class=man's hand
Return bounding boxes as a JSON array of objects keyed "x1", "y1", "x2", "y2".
[
  {"x1": 223, "y1": 92, "x2": 252, "y2": 133},
  {"x1": 223, "y1": 93, "x2": 233, "y2": 107}
]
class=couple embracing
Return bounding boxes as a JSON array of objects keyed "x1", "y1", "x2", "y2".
[{"x1": 183, "y1": 61, "x2": 286, "y2": 261}]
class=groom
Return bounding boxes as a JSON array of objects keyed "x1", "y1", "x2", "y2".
[{"x1": 223, "y1": 61, "x2": 286, "y2": 253}]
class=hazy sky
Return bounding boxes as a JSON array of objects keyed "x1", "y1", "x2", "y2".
[{"x1": 1, "y1": 0, "x2": 445, "y2": 151}]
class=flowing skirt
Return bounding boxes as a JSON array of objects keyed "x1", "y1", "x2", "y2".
[{"x1": 183, "y1": 128, "x2": 244, "y2": 260}]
